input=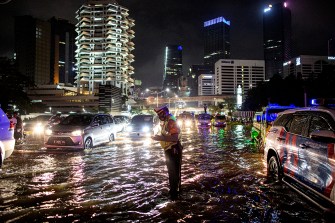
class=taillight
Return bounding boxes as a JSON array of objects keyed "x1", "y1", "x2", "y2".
[{"x1": 9, "y1": 121, "x2": 15, "y2": 130}]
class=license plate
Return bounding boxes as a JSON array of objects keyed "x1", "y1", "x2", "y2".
[{"x1": 53, "y1": 140, "x2": 66, "y2": 145}]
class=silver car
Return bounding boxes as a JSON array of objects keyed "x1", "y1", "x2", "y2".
[{"x1": 44, "y1": 113, "x2": 117, "y2": 149}]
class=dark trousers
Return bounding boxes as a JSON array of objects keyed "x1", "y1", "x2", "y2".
[{"x1": 164, "y1": 143, "x2": 182, "y2": 196}]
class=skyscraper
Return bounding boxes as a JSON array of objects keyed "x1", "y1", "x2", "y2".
[
  {"x1": 263, "y1": 2, "x2": 292, "y2": 79},
  {"x1": 203, "y1": 16, "x2": 231, "y2": 71},
  {"x1": 75, "y1": 0, "x2": 135, "y2": 95},
  {"x1": 49, "y1": 17, "x2": 76, "y2": 85},
  {"x1": 15, "y1": 15, "x2": 51, "y2": 85},
  {"x1": 163, "y1": 45, "x2": 183, "y2": 94}
]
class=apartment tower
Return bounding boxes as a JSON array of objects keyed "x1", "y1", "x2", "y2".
[{"x1": 75, "y1": 0, "x2": 135, "y2": 95}]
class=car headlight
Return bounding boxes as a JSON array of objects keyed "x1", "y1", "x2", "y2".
[
  {"x1": 71, "y1": 130, "x2": 83, "y2": 136},
  {"x1": 142, "y1": 126, "x2": 150, "y2": 132},
  {"x1": 185, "y1": 120, "x2": 192, "y2": 126},
  {"x1": 177, "y1": 120, "x2": 183, "y2": 126},
  {"x1": 126, "y1": 126, "x2": 133, "y2": 132},
  {"x1": 45, "y1": 129, "x2": 53, "y2": 136},
  {"x1": 33, "y1": 123, "x2": 44, "y2": 134}
]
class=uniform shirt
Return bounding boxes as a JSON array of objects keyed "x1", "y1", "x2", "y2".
[{"x1": 159, "y1": 114, "x2": 181, "y2": 151}]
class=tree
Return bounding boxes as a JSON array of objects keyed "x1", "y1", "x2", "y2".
[{"x1": 0, "y1": 58, "x2": 33, "y2": 113}]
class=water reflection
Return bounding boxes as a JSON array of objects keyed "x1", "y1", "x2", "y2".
[{"x1": 0, "y1": 124, "x2": 328, "y2": 222}]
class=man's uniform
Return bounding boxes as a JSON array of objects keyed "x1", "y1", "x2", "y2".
[{"x1": 154, "y1": 106, "x2": 182, "y2": 200}]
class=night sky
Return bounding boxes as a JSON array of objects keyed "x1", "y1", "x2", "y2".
[{"x1": 0, "y1": 0, "x2": 334, "y2": 88}]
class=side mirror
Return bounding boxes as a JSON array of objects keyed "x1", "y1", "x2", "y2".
[
  {"x1": 310, "y1": 130, "x2": 335, "y2": 143},
  {"x1": 92, "y1": 121, "x2": 99, "y2": 127}
]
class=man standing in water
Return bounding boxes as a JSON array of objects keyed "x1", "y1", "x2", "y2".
[{"x1": 151, "y1": 105, "x2": 182, "y2": 200}]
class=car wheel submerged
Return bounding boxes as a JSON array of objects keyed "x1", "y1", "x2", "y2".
[
  {"x1": 268, "y1": 155, "x2": 282, "y2": 181},
  {"x1": 84, "y1": 138, "x2": 93, "y2": 150}
]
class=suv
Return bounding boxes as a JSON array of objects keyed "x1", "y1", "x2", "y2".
[
  {"x1": 0, "y1": 108, "x2": 15, "y2": 167},
  {"x1": 264, "y1": 106, "x2": 335, "y2": 211},
  {"x1": 44, "y1": 113, "x2": 117, "y2": 150}
]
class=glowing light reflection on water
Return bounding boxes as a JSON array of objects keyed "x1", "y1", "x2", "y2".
[{"x1": 0, "y1": 124, "x2": 327, "y2": 222}]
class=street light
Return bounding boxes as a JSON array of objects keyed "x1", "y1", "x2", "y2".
[{"x1": 146, "y1": 88, "x2": 169, "y2": 107}]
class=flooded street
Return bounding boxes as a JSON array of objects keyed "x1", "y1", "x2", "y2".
[{"x1": 0, "y1": 124, "x2": 328, "y2": 222}]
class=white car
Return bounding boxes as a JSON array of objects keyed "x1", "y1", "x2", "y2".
[
  {"x1": 0, "y1": 108, "x2": 15, "y2": 167},
  {"x1": 44, "y1": 113, "x2": 117, "y2": 149},
  {"x1": 264, "y1": 104, "x2": 335, "y2": 211}
]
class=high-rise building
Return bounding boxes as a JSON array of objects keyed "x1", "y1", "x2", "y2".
[
  {"x1": 214, "y1": 59, "x2": 265, "y2": 95},
  {"x1": 263, "y1": 2, "x2": 292, "y2": 79},
  {"x1": 49, "y1": 17, "x2": 76, "y2": 85},
  {"x1": 75, "y1": 0, "x2": 135, "y2": 95},
  {"x1": 163, "y1": 45, "x2": 183, "y2": 94},
  {"x1": 203, "y1": 16, "x2": 231, "y2": 71},
  {"x1": 15, "y1": 15, "x2": 51, "y2": 85}
]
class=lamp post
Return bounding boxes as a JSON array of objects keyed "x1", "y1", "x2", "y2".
[{"x1": 146, "y1": 88, "x2": 169, "y2": 107}]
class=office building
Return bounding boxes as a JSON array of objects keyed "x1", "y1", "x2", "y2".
[
  {"x1": 75, "y1": 0, "x2": 135, "y2": 95},
  {"x1": 49, "y1": 17, "x2": 76, "y2": 85},
  {"x1": 198, "y1": 74, "x2": 215, "y2": 96},
  {"x1": 203, "y1": 16, "x2": 231, "y2": 70},
  {"x1": 15, "y1": 16, "x2": 51, "y2": 85},
  {"x1": 187, "y1": 64, "x2": 214, "y2": 96},
  {"x1": 263, "y1": 2, "x2": 292, "y2": 79},
  {"x1": 163, "y1": 45, "x2": 183, "y2": 94},
  {"x1": 215, "y1": 59, "x2": 265, "y2": 95},
  {"x1": 283, "y1": 55, "x2": 335, "y2": 79}
]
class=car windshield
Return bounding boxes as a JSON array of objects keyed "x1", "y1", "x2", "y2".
[
  {"x1": 131, "y1": 115, "x2": 153, "y2": 124},
  {"x1": 198, "y1": 114, "x2": 211, "y2": 120},
  {"x1": 29, "y1": 115, "x2": 52, "y2": 122},
  {"x1": 216, "y1": 115, "x2": 226, "y2": 119},
  {"x1": 60, "y1": 114, "x2": 93, "y2": 126}
]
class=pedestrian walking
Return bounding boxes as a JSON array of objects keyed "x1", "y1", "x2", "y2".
[{"x1": 151, "y1": 105, "x2": 183, "y2": 200}]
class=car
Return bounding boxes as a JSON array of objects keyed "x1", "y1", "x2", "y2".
[
  {"x1": 0, "y1": 108, "x2": 15, "y2": 167},
  {"x1": 176, "y1": 112, "x2": 195, "y2": 128},
  {"x1": 44, "y1": 113, "x2": 117, "y2": 149},
  {"x1": 264, "y1": 103, "x2": 335, "y2": 211},
  {"x1": 23, "y1": 114, "x2": 54, "y2": 137},
  {"x1": 125, "y1": 114, "x2": 160, "y2": 138},
  {"x1": 197, "y1": 113, "x2": 212, "y2": 127},
  {"x1": 113, "y1": 115, "x2": 131, "y2": 133},
  {"x1": 213, "y1": 114, "x2": 226, "y2": 127},
  {"x1": 251, "y1": 104, "x2": 297, "y2": 150}
]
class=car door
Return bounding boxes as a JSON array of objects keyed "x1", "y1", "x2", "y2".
[
  {"x1": 281, "y1": 113, "x2": 310, "y2": 178},
  {"x1": 298, "y1": 112, "x2": 335, "y2": 195},
  {"x1": 92, "y1": 115, "x2": 104, "y2": 143}
]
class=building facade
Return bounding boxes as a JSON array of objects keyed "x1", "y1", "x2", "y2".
[
  {"x1": 163, "y1": 45, "x2": 183, "y2": 94},
  {"x1": 283, "y1": 55, "x2": 335, "y2": 79},
  {"x1": 263, "y1": 2, "x2": 292, "y2": 79},
  {"x1": 15, "y1": 15, "x2": 51, "y2": 85},
  {"x1": 49, "y1": 17, "x2": 77, "y2": 85},
  {"x1": 198, "y1": 74, "x2": 215, "y2": 96},
  {"x1": 187, "y1": 64, "x2": 214, "y2": 96},
  {"x1": 215, "y1": 59, "x2": 265, "y2": 95},
  {"x1": 75, "y1": 0, "x2": 135, "y2": 95},
  {"x1": 203, "y1": 16, "x2": 231, "y2": 70}
]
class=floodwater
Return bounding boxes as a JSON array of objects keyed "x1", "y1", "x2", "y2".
[{"x1": 0, "y1": 124, "x2": 330, "y2": 222}]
